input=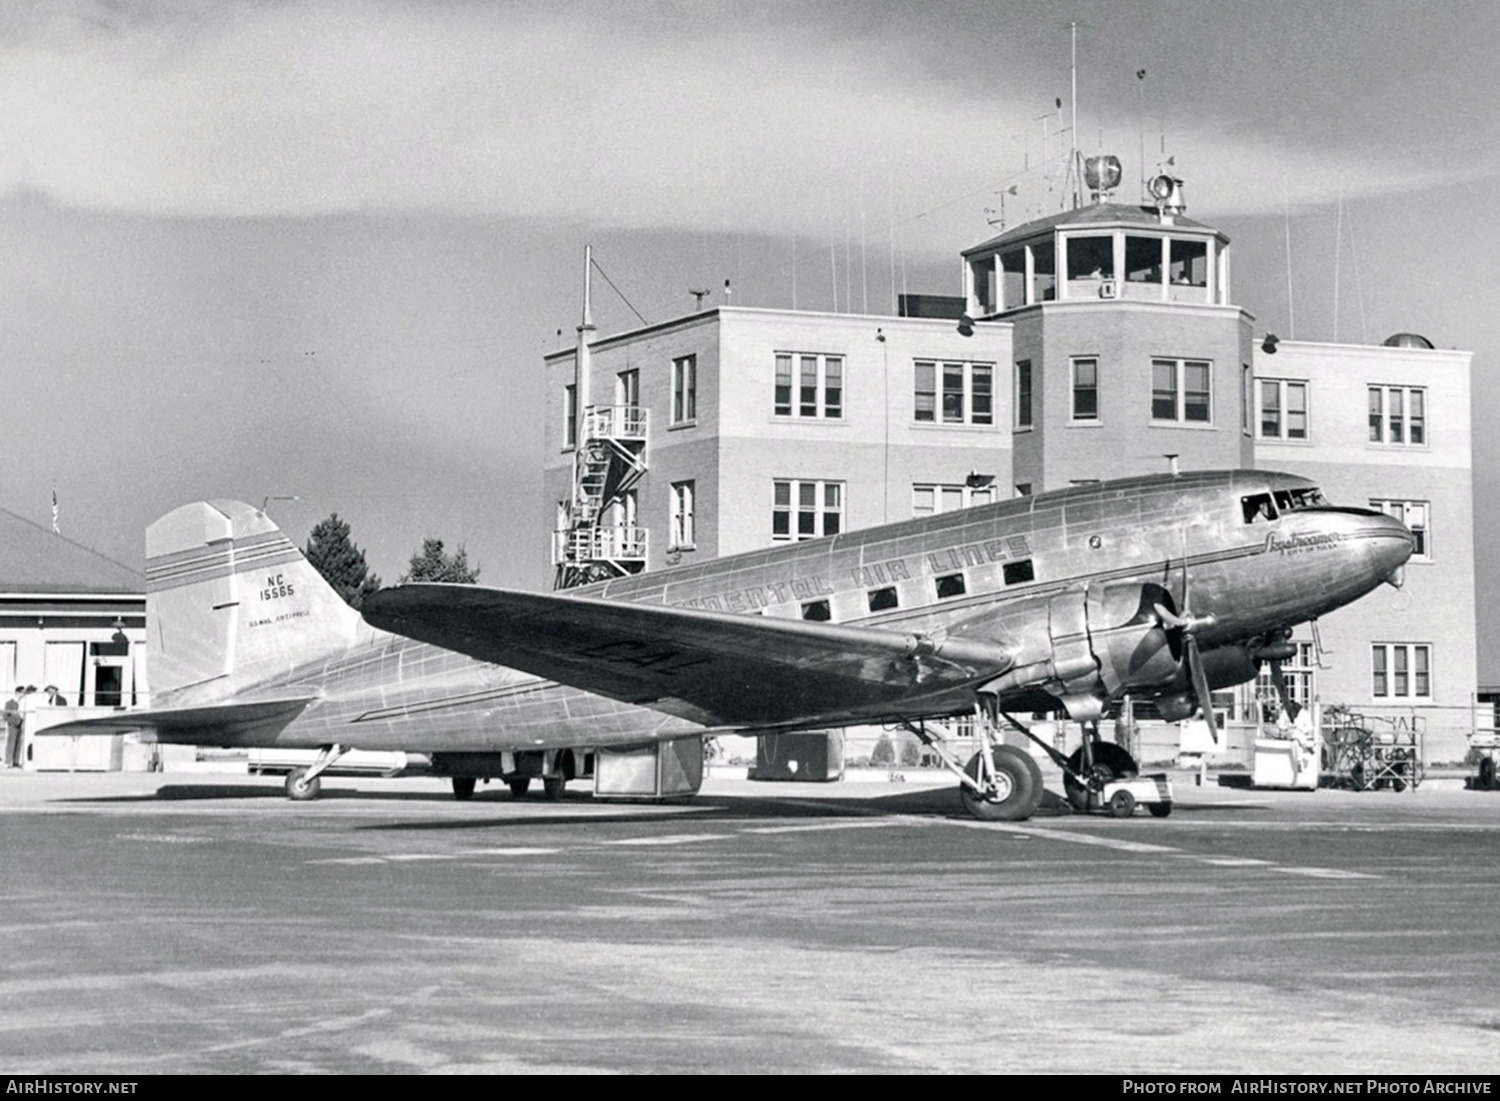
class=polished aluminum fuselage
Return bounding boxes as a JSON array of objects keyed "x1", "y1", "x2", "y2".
[{"x1": 221, "y1": 469, "x2": 1411, "y2": 749}]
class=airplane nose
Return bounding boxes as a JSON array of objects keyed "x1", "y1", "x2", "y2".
[{"x1": 1363, "y1": 510, "x2": 1415, "y2": 582}]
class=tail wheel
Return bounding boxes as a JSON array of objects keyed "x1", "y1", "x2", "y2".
[
  {"x1": 508, "y1": 777, "x2": 530, "y2": 798},
  {"x1": 959, "y1": 745, "x2": 1043, "y2": 822},
  {"x1": 285, "y1": 768, "x2": 321, "y2": 801},
  {"x1": 452, "y1": 777, "x2": 477, "y2": 801},
  {"x1": 1063, "y1": 742, "x2": 1138, "y2": 810}
]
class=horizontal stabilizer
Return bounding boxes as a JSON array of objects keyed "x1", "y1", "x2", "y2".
[
  {"x1": 35, "y1": 695, "x2": 318, "y2": 746},
  {"x1": 362, "y1": 584, "x2": 1013, "y2": 728}
]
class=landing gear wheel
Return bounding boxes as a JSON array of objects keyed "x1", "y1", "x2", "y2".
[
  {"x1": 542, "y1": 775, "x2": 567, "y2": 801},
  {"x1": 1109, "y1": 790, "x2": 1137, "y2": 818},
  {"x1": 958, "y1": 745, "x2": 1043, "y2": 822},
  {"x1": 1063, "y1": 742, "x2": 1138, "y2": 810},
  {"x1": 1480, "y1": 757, "x2": 1496, "y2": 791},
  {"x1": 1148, "y1": 801, "x2": 1172, "y2": 818},
  {"x1": 285, "y1": 768, "x2": 321, "y2": 801},
  {"x1": 508, "y1": 777, "x2": 531, "y2": 798},
  {"x1": 452, "y1": 777, "x2": 477, "y2": 801}
]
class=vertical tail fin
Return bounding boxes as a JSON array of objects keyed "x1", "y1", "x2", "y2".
[{"x1": 145, "y1": 501, "x2": 363, "y2": 702}]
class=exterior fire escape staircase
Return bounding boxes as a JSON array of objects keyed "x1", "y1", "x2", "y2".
[{"x1": 553, "y1": 404, "x2": 649, "y2": 589}]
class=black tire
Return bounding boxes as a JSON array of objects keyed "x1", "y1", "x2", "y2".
[
  {"x1": 1109, "y1": 790, "x2": 1136, "y2": 818},
  {"x1": 1350, "y1": 762, "x2": 1366, "y2": 791},
  {"x1": 452, "y1": 777, "x2": 477, "y2": 801},
  {"x1": 542, "y1": 775, "x2": 567, "y2": 801},
  {"x1": 958, "y1": 745, "x2": 1043, "y2": 822},
  {"x1": 285, "y1": 768, "x2": 321, "y2": 801},
  {"x1": 1063, "y1": 742, "x2": 1138, "y2": 810},
  {"x1": 508, "y1": 777, "x2": 531, "y2": 798},
  {"x1": 1148, "y1": 802, "x2": 1172, "y2": 818},
  {"x1": 1480, "y1": 758, "x2": 1497, "y2": 791}
]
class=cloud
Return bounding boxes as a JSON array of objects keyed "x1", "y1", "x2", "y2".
[{"x1": 0, "y1": 1, "x2": 1491, "y2": 242}]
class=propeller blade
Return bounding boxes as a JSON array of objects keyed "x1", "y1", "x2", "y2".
[
  {"x1": 1186, "y1": 634, "x2": 1219, "y2": 744},
  {"x1": 1269, "y1": 659, "x2": 1294, "y2": 716}
]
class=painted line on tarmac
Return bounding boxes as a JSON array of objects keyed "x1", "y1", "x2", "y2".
[
  {"x1": 602, "y1": 833, "x2": 734, "y2": 846},
  {"x1": 453, "y1": 847, "x2": 562, "y2": 856},
  {"x1": 741, "y1": 822, "x2": 924, "y2": 840},
  {"x1": 1274, "y1": 865, "x2": 1381, "y2": 879},
  {"x1": 941, "y1": 819, "x2": 1181, "y2": 853}
]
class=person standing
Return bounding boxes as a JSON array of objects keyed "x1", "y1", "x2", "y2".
[{"x1": 3, "y1": 687, "x2": 26, "y2": 769}]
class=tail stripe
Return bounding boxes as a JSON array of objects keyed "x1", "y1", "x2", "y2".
[{"x1": 146, "y1": 532, "x2": 303, "y2": 593}]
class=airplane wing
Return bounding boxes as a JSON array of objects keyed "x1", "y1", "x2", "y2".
[
  {"x1": 33, "y1": 695, "x2": 319, "y2": 745},
  {"x1": 362, "y1": 584, "x2": 1014, "y2": 728}
]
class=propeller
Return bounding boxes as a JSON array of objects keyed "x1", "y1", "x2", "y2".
[
  {"x1": 1153, "y1": 555, "x2": 1219, "y2": 741},
  {"x1": 1254, "y1": 629, "x2": 1299, "y2": 722}
]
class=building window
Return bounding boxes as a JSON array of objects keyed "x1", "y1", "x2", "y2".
[
  {"x1": 1242, "y1": 365, "x2": 1252, "y2": 435},
  {"x1": 1258, "y1": 379, "x2": 1309, "y2": 440},
  {"x1": 1125, "y1": 236, "x2": 1163, "y2": 284},
  {"x1": 1015, "y1": 360, "x2": 1033, "y2": 429},
  {"x1": 1152, "y1": 358, "x2": 1212, "y2": 423},
  {"x1": 914, "y1": 361, "x2": 993, "y2": 425},
  {"x1": 1067, "y1": 235, "x2": 1114, "y2": 280},
  {"x1": 912, "y1": 483, "x2": 995, "y2": 517},
  {"x1": 1370, "y1": 499, "x2": 1430, "y2": 560},
  {"x1": 1372, "y1": 643, "x2": 1431, "y2": 699},
  {"x1": 617, "y1": 369, "x2": 639, "y2": 408},
  {"x1": 1169, "y1": 239, "x2": 1208, "y2": 286},
  {"x1": 670, "y1": 481, "x2": 695, "y2": 549},
  {"x1": 564, "y1": 384, "x2": 577, "y2": 448},
  {"x1": 672, "y1": 355, "x2": 697, "y2": 425},
  {"x1": 1368, "y1": 386, "x2": 1426, "y2": 446},
  {"x1": 1071, "y1": 357, "x2": 1099, "y2": 422},
  {"x1": 775, "y1": 353, "x2": 842, "y2": 419},
  {"x1": 772, "y1": 480, "x2": 843, "y2": 541}
]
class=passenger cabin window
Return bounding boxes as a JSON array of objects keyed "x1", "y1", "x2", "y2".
[
  {"x1": 801, "y1": 599, "x2": 831, "y2": 622},
  {"x1": 867, "y1": 586, "x2": 899, "y2": 612},
  {"x1": 1242, "y1": 493, "x2": 1279, "y2": 523},
  {"x1": 935, "y1": 573, "x2": 966, "y2": 600},
  {"x1": 1003, "y1": 560, "x2": 1035, "y2": 585}
]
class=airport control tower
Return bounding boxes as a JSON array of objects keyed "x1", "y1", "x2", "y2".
[{"x1": 960, "y1": 159, "x2": 1254, "y2": 493}]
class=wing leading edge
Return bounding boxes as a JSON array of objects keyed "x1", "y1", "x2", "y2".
[{"x1": 362, "y1": 584, "x2": 1014, "y2": 728}]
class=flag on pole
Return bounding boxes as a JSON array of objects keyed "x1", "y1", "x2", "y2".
[{"x1": 51, "y1": 488, "x2": 59, "y2": 534}]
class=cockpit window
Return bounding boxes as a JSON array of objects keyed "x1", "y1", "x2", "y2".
[
  {"x1": 1242, "y1": 493, "x2": 1278, "y2": 523},
  {"x1": 1282, "y1": 487, "x2": 1326, "y2": 510}
]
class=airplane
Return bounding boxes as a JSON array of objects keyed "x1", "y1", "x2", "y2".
[{"x1": 41, "y1": 469, "x2": 1412, "y2": 822}]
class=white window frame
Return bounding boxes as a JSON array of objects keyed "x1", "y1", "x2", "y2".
[
  {"x1": 1151, "y1": 358, "x2": 1213, "y2": 424},
  {"x1": 1070, "y1": 357, "x2": 1099, "y2": 423},
  {"x1": 912, "y1": 483, "x2": 996, "y2": 517},
  {"x1": 1370, "y1": 499, "x2": 1430, "y2": 560},
  {"x1": 1372, "y1": 643, "x2": 1431, "y2": 700},
  {"x1": 1368, "y1": 385, "x2": 1426, "y2": 447},
  {"x1": 913, "y1": 360, "x2": 994, "y2": 426},
  {"x1": 772, "y1": 479, "x2": 843, "y2": 542},
  {"x1": 775, "y1": 352, "x2": 843, "y2": 419},
  {"x1": 1258, "y1": 378, "x2": 1309, "y2": 441},
  {"x1": 672, "y1": 355, "x2": 697, "y2": 425},
  {"x1": 669, "y1": 481, "x2": 695, "y2": 549}
]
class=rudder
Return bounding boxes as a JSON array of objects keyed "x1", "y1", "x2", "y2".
[{"x1": 146, "y1": 501, "x2": 364, "y2": 703}]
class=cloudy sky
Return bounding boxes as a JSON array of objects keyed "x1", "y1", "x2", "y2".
[{"x1": 2, "y1": 0, "x2": 1498, "y2": 664}]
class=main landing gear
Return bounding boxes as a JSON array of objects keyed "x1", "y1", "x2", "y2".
[{"x1": 909, "y1": 706, "x2": 1171, "y2": 821}]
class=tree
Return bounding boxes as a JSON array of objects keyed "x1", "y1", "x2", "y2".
[
  {"x1": 400, "y1": 538, "x2": 480, "y2": 584},
  {"x1": 304, "y1": 514, "x2": 382, "y2": 609}
]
